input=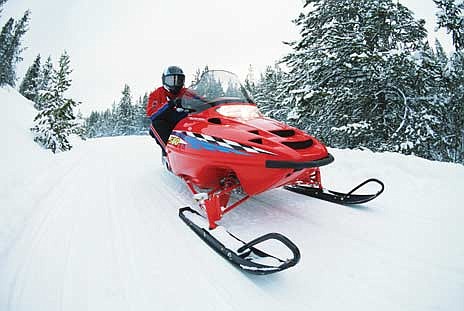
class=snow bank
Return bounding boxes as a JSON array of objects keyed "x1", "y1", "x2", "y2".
[
  {"x1": 1, "y1": 86, "x2": 51, "y2": 192},
  {"x1": 0, "y1": 86, "x2": 52, "y2": 255}
]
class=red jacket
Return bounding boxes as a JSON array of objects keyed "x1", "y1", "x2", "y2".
[{"x1": 146, "y1": 86, "x2": 194, "y2": 118}]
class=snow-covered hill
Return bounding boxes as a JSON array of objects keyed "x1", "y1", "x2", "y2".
[
  {"x1": 1, "y1": 87, "x2": 50, "y2": 192},
  {"x1": 1, "y1": 88, "x2": 463, "y2": 311}
]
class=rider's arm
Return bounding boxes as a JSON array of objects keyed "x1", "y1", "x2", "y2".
[{"x1": 146, "y1": 88, "x2": 173, "y2": 120}]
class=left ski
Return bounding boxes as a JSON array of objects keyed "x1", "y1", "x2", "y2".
[
  {"x1": 285, "y1": 178, "x2": 384, "y2": 205},
  {"x1": 179, "y1": 207, "x2": 301, "y2": 275}
]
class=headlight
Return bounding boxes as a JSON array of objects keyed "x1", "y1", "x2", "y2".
[{"x1": 216, "y1": 105, "x2": 262, "y2": 121}]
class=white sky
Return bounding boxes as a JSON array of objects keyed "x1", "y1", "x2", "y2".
[{"x1": 2, "y1": 0, "x2": 453, "y2": 115}]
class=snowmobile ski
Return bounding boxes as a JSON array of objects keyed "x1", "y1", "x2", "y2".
[
  {"x1": 284, "y1": 178, "x2": 384, "y2": 205},
  {"x1": 179, "y1": 207, "x2": 301, "y2": 275}
]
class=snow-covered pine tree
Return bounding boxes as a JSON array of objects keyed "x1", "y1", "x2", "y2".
[
  {"x1": 0, "y1": 10, "x2": 29, "y2": 86},
  {"x1": 391, "y1": 41, "x2": 450, "y2": 160},
  {"x1": 85, "y1": 111, "x2": 100, "y2": 138},
  {"x1": 32, "y1": 56, "x2": 53, "y2": 110},
  {"x1": 114, "y1": 84, "x2": 135, "y2": 135},
  {"x1": 19, "y1": 54, "x2": 41, "y2": 102},
  {"x1": 282, "y1": 0, "x2": 429, "y2": 152},
  {"x1": 0, "y1": 18, "x2": 15, "y2": 85},
  {"x1": 244, "y1": 64, "x2": 256, "y2": 95},
  {"x1": 191, "y1": 65, "x2": 210, "y2": 87},
  {"x1": 444, "y1": 51, "x2": 464, "y2": 162},
  {"x1": 434, "y1": 0, "x2": 464, "y2": 50},
  {"x1": 253, "y1": 65, "x2": 289, "y2": 121},
  {"x1": 0, "y1": 0, "x2": 7, "y2": 15},
  {"x1": 0, "y1": 0, "x2": 9, "y2": 58},
  {"x1": 88, "y1": 110, "x2": 107, "y2": 138},
  {"x1": 135, "y1": 93, "x2": 149, "y2": 134},
  {"x1": 85, "y1": 90, "x2": 149, "y2": 138},
  {"x1": 104, "y1": 107, "x2": 116, "y2": 136},
  {"x1": 191, "y1": 66, "x2": 227, "y2": 98},
  {"x1": 426, "y1": 1, "x2": 464, "y2": 163},
  {"x1": 39, "y1": 57, "x2": 53, "y2": 89},
  {"x1": 198, "y1": 74, "x2": 225, "y2": 98},
  {"x1": 31, "y1": 52, "x2": 83, "y2": 153}
]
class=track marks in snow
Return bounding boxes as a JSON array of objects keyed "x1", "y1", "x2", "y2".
[
  {"x1": 2, "y1": 136, "x2": 463, "y2": 311},
  {"x1": 2, "y1": 153, "x2": 89, "y2": 311}
]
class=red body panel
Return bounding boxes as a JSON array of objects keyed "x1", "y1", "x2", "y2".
[{"x1": 166, "y1": 103, "x2": 329, "y2": 196}]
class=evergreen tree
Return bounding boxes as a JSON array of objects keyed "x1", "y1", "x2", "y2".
[
  {"x1": 191, "y1": 65, "x2": 209, "y2": 87},
  {"x1": 104, "y1": 107, "x2": 116, "y2": 136},
  {"x1": 434, "y1": 0, "x2": 464, "y2": 50},
  {"x1": 430, "y1": 1, "x2": 464, "y2": 162},
  {"x1": 224, "y1": 80, "x2": 242, "y2": 97},
  {"x1": 0, "y1": 0, "x2": 7, "y2": 15},
  {"x1": 19, "y1": 54, "x2": 41, "y2": 102},
  {"x1": 85, "y1": 111, "x2": 100, "y2": 138},
  {"x1": 39, "y1": 56, "x2": 53, "y2": 90},
  {"x1": 253, "y1": 65, "x2": 288, "y2": 120},
  {"x1": 193, "y1": 69, "x2": 225, "y2": 99},
  {"x1": 443, "y1": 51, "x2": 464, "y2": 162},
  {"x1": 34, "y1": 56, "x2": 53, "y2": 110},
  {"x1": 114, "y1": 84, "x2": 135, "y2": 135},
  {"x1": 282, "y1": 0, "x2": 431, "y2": 153},
  {"x1": 135, "y1": 93, "x2": 150, "y2": 134},
  {"x1": 0, "y1": 18, "x2": 14, "y2": 84},
  {"x1": 244, "y1": 64, "x2": 256, "y2": 94},
  {"x1": 85, "y1": 91, "x2": 150, "y2": 138},
  {"x1": 31, "y1": 52, "x2": 83, "y2": 153},
  {"x1": 0, "y1": 10, "x2": 30, "y2": 86}
]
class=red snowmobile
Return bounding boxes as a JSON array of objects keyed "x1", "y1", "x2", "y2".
[{"x1": 164, "y1": 71, "x2": 383, "y2": 274}]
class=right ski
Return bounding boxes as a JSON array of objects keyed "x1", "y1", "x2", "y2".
[
  {"x1": 285, "y1": 178, "x2": 384, "y2": 205},
  {"x1": 179, "y1": 207, "x2": 301, "y2": 275}
]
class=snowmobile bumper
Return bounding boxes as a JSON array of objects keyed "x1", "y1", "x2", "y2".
[{"x1": 266, "y1": 153, "x2": 334, "y2": 169}]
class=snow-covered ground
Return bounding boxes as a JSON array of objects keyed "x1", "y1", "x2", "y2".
[{"x1": 1, "y1": 87, "x2": 463, "y2": 310}]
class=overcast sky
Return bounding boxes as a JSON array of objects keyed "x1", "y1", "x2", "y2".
[{"x1": 2, "y1": 0, "x2": 453, "y2": 115}]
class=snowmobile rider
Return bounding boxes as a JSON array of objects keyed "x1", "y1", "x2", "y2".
[{"x1": 146, "y1": 66, "x2": 197, "y2": 156}]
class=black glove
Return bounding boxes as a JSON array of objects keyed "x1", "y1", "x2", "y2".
[
  {"x1": 168, "y1": 98, "x2": 182, "y2": 109},
  {"x1": 167, "y1": 100, "x2": 176, "y2": 109}
]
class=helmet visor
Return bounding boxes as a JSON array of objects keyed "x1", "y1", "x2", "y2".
[{"x1": 164, "y1": 75, "x2": 185, "y2": 88}]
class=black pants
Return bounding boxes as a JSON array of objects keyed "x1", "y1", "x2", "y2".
[
  {"x1": 149, "y1": 109, "x2": 187, "y2": 156},
  {"x1": 151, "y1": 119, "x2": 173, "y2": 156}
]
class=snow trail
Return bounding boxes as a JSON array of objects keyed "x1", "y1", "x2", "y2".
[{"x1": 1, "y1": 134, "x2": 463, "y2": 310}]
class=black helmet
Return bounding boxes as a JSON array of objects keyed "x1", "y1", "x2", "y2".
[{"x1": 162, "y1": 66, "x2": 185, "y2": 94}]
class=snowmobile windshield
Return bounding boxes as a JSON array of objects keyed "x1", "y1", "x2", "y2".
[{"x1": 180, "y1": 70, "x2": 255, "y2": 113}]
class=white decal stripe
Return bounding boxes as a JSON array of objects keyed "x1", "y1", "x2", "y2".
[
  {"x1": 243, "y1": 147, "x2": 258, "y2": 153},
  {"x1": 202, "y1": 134, "x2": 214, "y2": 141},
  {"x1": 217, "y1": 142, "x2": 232, "y2": 148},
  {"x1": 223, "y1": 139, "x2": 241, "y2": 146},
  {"x1": 184, "y1": 132, "x2": 275, "y2": 155},
  {"x1": 254, "y1": 147, "x2": 275, "y2": 155}
]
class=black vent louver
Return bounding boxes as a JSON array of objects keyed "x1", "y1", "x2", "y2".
[
  {"x1": 270, "y1": 130, "x2": 295, "y2": 137},
  {"x1": 282, "y1": 139, "x2": 313, "y2": 150},
  {"x1": 249, "y1": 138, "x2": 263, "y2": 145},
  {"x1": 208, "y1": 118, "x2": 222, "y2": 124}
]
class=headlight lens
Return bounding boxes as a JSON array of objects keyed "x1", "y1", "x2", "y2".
[{"x1": 216, "y1": 105, "x2": 262, "y2": 121}]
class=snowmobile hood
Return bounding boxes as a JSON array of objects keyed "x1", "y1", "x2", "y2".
[
  {"x1": 242, "y1": 116, "x2": 293, "y2": 132},
  {"x1": 174, "y1": 104, "x2": 329, "y2": 163}
]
